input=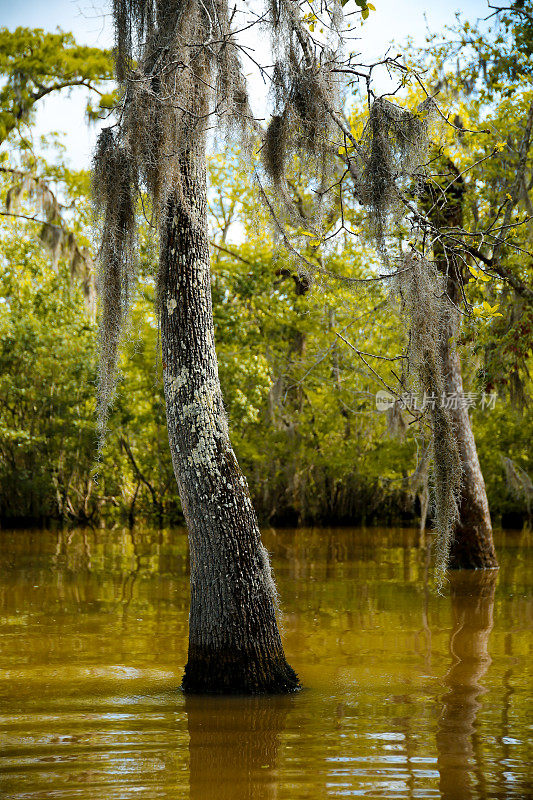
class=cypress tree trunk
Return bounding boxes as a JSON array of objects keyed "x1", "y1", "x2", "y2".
[
  {"x1": 443, "y1": 337, "x2": 498, "y2": 570},
  {"x1": 428, "y1": 156, "x2": 498, "y2": 570},
  {"x1": 160, "y1": 146, "x2": 299, "y2": 695}
]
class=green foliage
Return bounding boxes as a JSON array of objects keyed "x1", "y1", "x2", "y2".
[
  {"x1": 414, "y1": 13, "x2": 533, "y2": 411},
  {"x1": 0, "y1": 27, "x2": 113, "y2": 144},
  {"x1": 474, "y1": 402, "x2": 533, "y2": 522},
  {"x1": 0, "y1": 237, "x2": 97, "y2": 522},
  {"x1": 0, "y1": 23, "x2": 530, "y2": 530}
]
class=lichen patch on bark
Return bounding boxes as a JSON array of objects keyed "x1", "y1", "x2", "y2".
[{"x1": 160, "y1": 152, "x2": 299, "y2": 695}]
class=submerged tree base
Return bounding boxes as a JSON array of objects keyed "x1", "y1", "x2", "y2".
[
  {"x1": 448, "y1": 522, "x2": 499, "y2": 570},
  {"x1": 182, "y1": 645, "x2": 301, "y2": 695}
]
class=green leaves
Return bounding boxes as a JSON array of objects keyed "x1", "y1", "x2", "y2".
[
  {"x1": 0, "y1": 27, "x2": 114, "y2": 144},
  {"x1": 472, "y1": 301, "x2": 504, "y2": 319},
  {"x1": 0, "y1": 237, "x2": 98, "y2": 522},
  {"x1": 468, "y1": 265, "x2": 491, "y2": 282},
  {"x1": 342, "y1": 0, "x2": 375, "y2": 20}
]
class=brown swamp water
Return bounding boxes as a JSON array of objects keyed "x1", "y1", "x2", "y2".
[{"x1": 0, "y1": 526, "x2": 531, "y2": 800}]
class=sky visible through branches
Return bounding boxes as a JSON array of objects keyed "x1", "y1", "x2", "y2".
[{"x1": 0, "y1": 0, "x2": 494, "y2": 168}]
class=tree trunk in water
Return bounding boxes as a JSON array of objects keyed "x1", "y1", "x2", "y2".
[
  {"x1": 160, "y1": 147, "x2": 299, "y2": 695},
  {"x1": 443, "y1": 338, "x2": 498, "y2": 569},
  {"x1": 427, "y1": 157, "x2": 498, "y2": 570}
]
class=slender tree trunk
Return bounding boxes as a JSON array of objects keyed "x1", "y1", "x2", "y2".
[
  {"x1": 443, "y1": 338, "x2": 498, "y2": 569},
  {"x1": 428, "y1": 157, "x2": 498, "y2": 569},
  {"x1": 160, "y1": 146, "x2": 299, "y2": 695}
]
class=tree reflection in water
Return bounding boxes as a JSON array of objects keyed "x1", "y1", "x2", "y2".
[
  {"x1": 1, "y1": 528, "x2": 530, "y2": 799},
  {"x1": 186, "y1": 695, "x2": 292, "y2": 800},
  {"x1": 437, "y1": 570, "x2": 498, "y2": 800}
]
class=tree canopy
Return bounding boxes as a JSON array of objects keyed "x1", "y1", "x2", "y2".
[
  {"x1": 0, "y1": 8, "x2": 531, "y2": 534},
  {"x1": 0, "y1": 27, "x2": 114, "y2": 145}
]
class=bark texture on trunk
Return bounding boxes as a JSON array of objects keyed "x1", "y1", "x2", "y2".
[
  {"x1": 427, "y1": 158, "x2": 498, "y2": 570},
  {"x1": 443, "y1": 338, "x2": 498, "y2": 570},
  {"x1": 160, "y1": 148, "x2": 299, "y2": 695}
]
